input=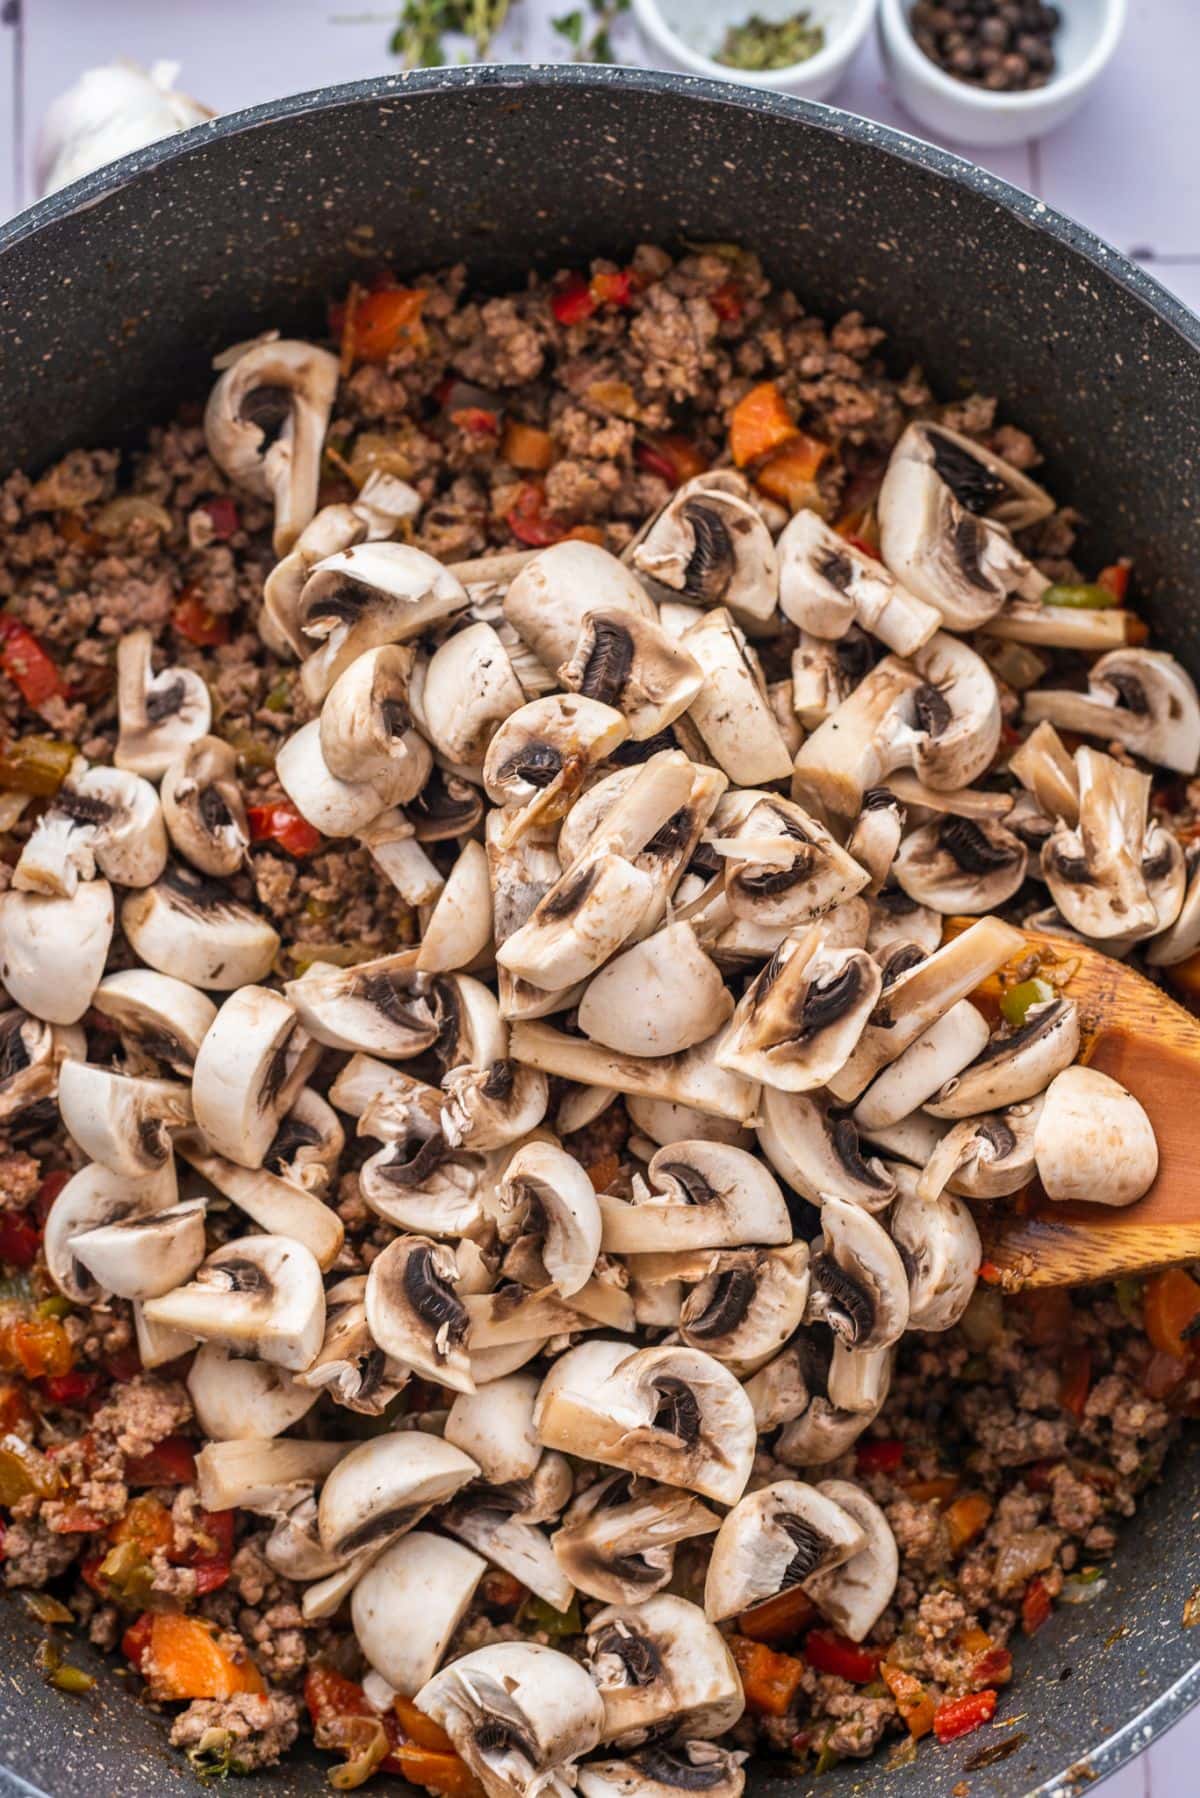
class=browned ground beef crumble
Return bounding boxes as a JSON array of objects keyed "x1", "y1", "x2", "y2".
[{"x1": 0, "y1": 245, "x2": 1190, "y2": 1781}]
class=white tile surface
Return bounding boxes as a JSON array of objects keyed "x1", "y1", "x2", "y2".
[{"x1": 7, "y1": 2, "x2": 1200, "y2": 1790}]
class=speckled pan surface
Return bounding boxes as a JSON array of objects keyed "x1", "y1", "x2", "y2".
[{"x1": 0, "y1": 62, "x2": 1199, "y2": 1798}]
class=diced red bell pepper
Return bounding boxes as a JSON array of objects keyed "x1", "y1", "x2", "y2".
[
  {"x1": 0, "y1": 617, "x2": 65, "y2": 708},
  {"x1": 450, "y1": 407, "x2": 500, "y2": 437},
  {"x1": 246, "y1": 802, "x2": 323, "y2": 860},
  {"x1": 1097, "y1": 561, "x2": 1130, "y2": 602},
  {"x1": 933, "y1": 1688, "x2": 998, "y2": 1743},
  {"x1": 0, "y1": 1212, "x2": 41, "y2": 1269},
  {"x1": 710, "y1": 280, "x2": 744, "y2": 321},
  {"x1": 635, "y1": 434, "x2": 711, "y2": 488},
  {"x1": 551, "y1": 275, "x2": 597, "y2": 326},
  {"x1": 35, "y1": 1169, "x2": 71, "y2": 1226},
  {"x1": 171, "y1": 589, "x2": 230, "y2": 647},
  {"x1": 971, "y1": 1646, "x2": 1013, "y2": 1687},
  {"x1": 201, "y1": 497, "x2": 240, "y2": 540},
  {"x1": 589, "y1": 269, "x2": 636, "y2": 308},
  {"x1": 41, "y1": 1369, "x2": 99, "y2": 1406},
  {"x1": 1021, "y1": 1577, "x2": 1054, "y2": 1636},
  {"x1": 855, "y1": 1438, "x2": 906, "y2": 1475},
  {"x1": 803, "y1": 1629, "x2": 882, "y2": 1684},
  {"x1": 1058, "y1": 1345, "x2": 1092, "y2": 1418},
  {"x1": 121, "y1": 1612, "x2": 155, "y2": 1669},
  {"x1": 506, "y1": 483, "x2": 568, "y2": 548},
  {"x1": 177, "y1": 1507, "x2": 236, "y2": 1593},
  {"x1": 103, "y1": 1346, "x2": 143, "y2": 1384},
  {"x1": 124, "y1": 1434, "x2": 197, "y2": 1487},
  {"x1": 49, "y1": 1504, "x2": 106, "y2": 1534}
]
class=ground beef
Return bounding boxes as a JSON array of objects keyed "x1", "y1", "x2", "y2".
[
  {"x1": 168, "y1": 1691, "x2": 301, "y2": 1773},
  {"x1": 0, "y1": 1152, "x2": 40, "y2": 1210},
  {"x1": 2, "y1": 1518, "x2": 83, "y2": 1587},
  {"x1": 89, "y1": 1374, "x2": 192, "y2": 1461}
]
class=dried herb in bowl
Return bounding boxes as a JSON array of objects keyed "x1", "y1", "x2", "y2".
[{"x1": 716, "y1": 8, "x2": 825, "y2": 71}]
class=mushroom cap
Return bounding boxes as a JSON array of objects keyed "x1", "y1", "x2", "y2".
[
  {"x1": 484, "y1": 693, "x2": 630, "y2": 812},
  {"x1": 714, "y1": 793, "x2": 870, "y2": 931},
  {"x1": 159, "y1": 735, "x2": 249, "y2": 878},
  {"x1": 678, "y1": 1244, "x2": 811, "y2": 1375},
  {"x1": 114, "y1": 630, "x2": 214, "y2": 781},
  {"x1": 926, "y1": 998, "x2": 1080, "y2": 1117},
  {"x1": 889, "y1": 1169, "x2": 981, "y2": 1332},
  {"x1": 806, "y1": 1195, "x2": 910, "y2": 1352},
  {"x1": 535, "y1": 1342, "x2": 757, "y2": 1507},
  {"x1": 918, "y1": 1098, "x2": 1043, "y2": 1203},
  {"x1": 443, "y1": 1502, "x2": 576, "y2": 1612},
  {"x1": 851, "y1": 999, "x2": 990, "y2": 1133},
  {"x1": 44, "y1": 1160, "x2": 178, "y2": 1305},
  {"x1": 175, "y1": 1132, "x2": 344, "y2": 1270},
  {"x1": 678, "y1": 610, "x2": 793, "y2": 787},
  {"x1": 319, "y1": 641, "x2": 418, "y2": 781},
  {"x1": 92, "y1": 968, "x2": 218, "y2": 1077},
  {"x1": 586, "y1": 1594, "x2": 745, "y2": 1747},
  {"x1": 276, "y1": 716, "x2": 430, "y2": 837},
  {"x1": 1024, "y1": 647, "x2": 1200, "y2": 776},
  {"x1": 703, "y1": 1479, "x2": 865, "y2": 1621},
  {"x1": 420, "y1": 622, "x2": 526, "y2": 768},
  {"x1": 265, "y1": 1086, "x2": 345, "y2": 1193},
  {"x1": 57, "y1": 1058, "x2": 193, "y2": 1176},
  {"x1": 68, "y1": 1198, "x2": 206, "y2": 1302},
  {"x1": 365, "y1": 1233, "x2": 474, "y2": 1393},
  {"x1": 297, "y1": 540, "x2": 468, "y2": 701},
  {"x1": 497, "y1": 850, "x2": 655, "y2": 992},
  {"x1": 577, "y1": 1743, "x2": 746, "y2": 1798},
  {"x1": 445, "y1": 1371, "x2": 543, "y2": 1487},
  {"x1": 552, "y1": 1474, "x2": 720, "y2": 1607},
  {"x1": 756, "y1": 1088, "x2": 896, "y2": 1213},
  {"x1": 191, "y1": 984, "x2": 316, "y2": 1169},
  {"x1": 1033, "y1": 1065, "x2": 1158, "y2": 1207},
  {"x1": 497, "y1": 1140, "x2": 603, "y2": 1299},
  {"x1": 633, "y1": 486, "x2": 778, "y2": 622},
  {"x1": 441, "y1": 1058, "x2": 550, "y2": 1154},
  {"x1": 504, "y1": 541, "x2": 657, "y2": 674},
  {"x1": 893, "y1": 815, "x2": 1027, "y2": 915},
  {"x1": 121, "y1": 867, "x2": 279, "y2": 991},
  {"x1": 417, "y1": 1642, "x2": 605, "y2": 1798},
  {"x1": 558, "y1": 610, "x2": 704, "y2": 741},
  {"x1": 142, "y1": 1233, "x2": 326, "y2": 1371},
  {"x1": 718, "y1": 932, "x2": 881, "y2": 1093},
  {"x1": 778, "y1": 508, "x2": 940, "y2": 656},
  {"x1": 204, "y1": 336, "x2": 338, "y2": 553},
  {"x1": 598, "y1": 1141, "x2": 790, "y2": 1254},
  {"x1": 416, "y1": 841, "x2": 495, "y2": 975},
  {"x1": 0, "y1": 878, "x2": 114, "y2": 1025},
  {"x1": 285, "y1": 952, "x2": 439, "y2": 1057},
  {"x1": 187, "y1": 1340, "x2": 319, "y2": 1441},
  {"x1": 803, "y1": 1480, "x2": 898, "y2": 1643},
  {"x1": 577, "y1": 924, "x2": 732, "y2": 1060},
  {"x1": 353, "y1": 1530, "x2": 486, "y2": 1695},
  {"x1": 317, "y1": 1430, "x2": 479, "y2": 1558}
]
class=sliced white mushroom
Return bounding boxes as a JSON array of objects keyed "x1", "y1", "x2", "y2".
[
  {"x1": 205, "y1": 335, "x2": 338, "y2": 554},
  {"x1": 710, "y1": 792, "x2": 870, "y2": 931},
  {"x1": 276, "y1": 715, "x2": 430, "y2": 836},
  {"x1": 316, "y1": 642, "x2": 418, "y2": 786},
  {"x1": 366, "y1": 1233, "x2": 474, "y2": 1393},
  {"x1": 193, "y1": 1437, "x2": 347, "y2": 1515},
  {"x1": 826, "y1": 914, "x2": 1024, "y2": 1103},
  {"x1": 159, "y1": 736, "x2": 249, "y2": 877},
  {"x1": 552, "y1": 1474, "x2": 720, "y2": 1607},
  {"x1": 790, "y1": 627, "x2": 874, "y2": 731},
  {"x1": 284, "y1": 952, "x2": 437, "y2": 1056},
  {"x1": 535, "y1": 1342, "x2": 756, "y2": 1506},
  {"x1": 889, "y1": 1167, "x2": 981, "y2": 1331},
  {"x1": 318, "y1": 1430, "x2": 478, "y2": 1560},
  {"x1": 190, "y1": 984, "x2": 317, "y2": 1169},
  {"x1": 504, "y1": 541, "x2": 658, "y2": 673},
  {"x1": 111, "y1": 629, "x2": 211, "y2": 780},
  {"x1": 1033, "y1": 1065, "x2": 1158, "y2": 1206},
  {"x1": 857, "y1": 1108, "x2": 947, "y2": 1168},
  {"x1": 57, "y1": 1059, "x2": 193, "y2": 1175},
  {"x1": 703, "y1": 1480, "x2": 865, "y2": 1622},
  {"x1": 1147, "y1": 848, "x2": 1200, "y2": 967},
  {"x1": 1042, "y1": 746, "x2": 1184, "y2": 943},
  {"x1": 865, "y1": 886, "x2": 943, "y2": 958},
  {"x1": 926, "y1": 998, "x2": 1079, "y2": 1117},
  {"x1": 43, "y1": 1160, "x2": 177, "y2": 1305},
  {"x1": 851, "y1": 1000, "x2": 990, "y2": 1132},
  {"x1": 757, "y1": 1087, "x2": 896, "y2": 1213},
  {"x1": 417, "y1": 622, "x2": 526, "y2": 770},
  {"x1": 803, "y1": 1480, "x2": 898, "y2": 1642},
  {"x1": 598, "y1": 1142, "x2": 789, "y2": 1254},
  {"x1": 1008, "y1": 720, "x2": 1080, "y2": 826},
  {"x1": 893, "y1": 815, "x2": 1027, "y2": 915},
  {"x1": 441, "y1": 1058, "x2": 550, "y2": 1154},
  {"x1": 264, "y1": 1493, "x2": 354, "y2": 1584},
  {"x1": 187, "y1": 1340, "x2": 319, "y2": 1441},
  {"x1": 483, "y1": 693, "x2": 629, "y2": 838},
  {"x1": 633, "y1": 483, "x2": 778, "y2": 622},
  {"x1": 559, "y1": 611, "x2": 703, "y2": 740},
  {"x1": 416, "y1": 841, "x2": 494, "y2": 974},
  {"x1": 0, "y1": 878, "x2": 114, "y2": 1025},
  {"x1": 13, "y1": 760, "x2": 167, "y2": 896},
  {"x1": 0, "y1": 1009, "x2": 75, "y2": 1124},
  {"x1": 678, "y1": 1244, "x2": 810, "y2": 1375},
  {"x1": 718, "y1": 929, "x2": 881, "y2": 1092},
  {"x1": 577, "y1": 1743, "x2": 745, "y2": 1798},
  {"x1": 68, "y1": 1196, "x2": 205, "y2": 1302},
  {"x1": 265, "y1": 1086, "x2": 344, "y2": 1193},
  {"x1": 917, "y1": 1098, "x2": 1043, "y2": 1202},
  {"x1": 416, "y1": 1642, "x2": 604, "y2": 1798},
  {"x1": 778, "y1": 509, "x2": 940, "y2": 654},
  {"x1": 296, "y1": 1274, "x2": 409, "y2": 1415},
  {"x1": 357, "y1": 1081, "x2": 486, "y2": 1240},
  {"x1": 358, "y1": 808, "x2": 446, "y2": 908},
  {"x1": 121, "y1": 867, "x2": 278, "y2": 990},
  {"x1": 297, "y1": 541, "x2": 467, "y2": 703},
  {"x1": 577, "y1": 924, "x2": 731, "y2": 1060},
  {"x1": 513, "y1": 1022, "x2": 759, "y2": 1128},
  {"x1": 806, "y1": 1195, "x2": 910, "y2": 1352},
  {"x1": 175, "y1": 1133, "x2": 344, "y2": 1269},
  {"x1": 625, "y1": 1096, "x2": 752, "y2": 1153},
  {"x1": 445, "y1": 1371, "x2": 542, "y2": 1487},
  {"x1": 793, "y1": 632, "x2": 1001, "y2": 829},
  {"x1": 878, "y1": 421, "x2": 1048, "y2": 630},
  {"x1": 496, "y1": 1140, "x2": 602, "y2": 1299},
  {"x1": 825, "y1": 1340, "x2": 894, "y2": 1415},
  {"x1": 586, "y1": 1594, "x2": 744, "y2": 1747},
  {"x1": 442, "y1": 1496, "x2": 575, "y2": 1611},
  {"x1": 1024, "y1": 648, "x2": 1200, "y2": 775},
  {"x1": 354, "y1": 1531, "x2": 486, "y2": 1696},
  {"x1": 132, "y1": 1300, "x2": 196, "y2": 1370},
  {"x1": 143, "y1": 1233, "x2": 325, "y2": 1370},
  {"x1": 678, "y1": 609, "x2": 793, "y2": 786}
]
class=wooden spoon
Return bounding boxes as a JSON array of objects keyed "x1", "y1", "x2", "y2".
[{"x1": 953, "y1": 925, "x2": 1200, "y2": 1289}]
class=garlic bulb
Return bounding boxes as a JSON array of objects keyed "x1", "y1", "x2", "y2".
[{"x1": 37, "y1": 61, "x2": 212, "y2": 199}]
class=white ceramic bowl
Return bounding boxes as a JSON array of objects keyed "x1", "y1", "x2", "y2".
[
  {"x1": 878, "y1": 0, "x2": 1126, "y2": 148},
  {"x1": 630, "y1": 0, "x2": 878, "y2": 102}
]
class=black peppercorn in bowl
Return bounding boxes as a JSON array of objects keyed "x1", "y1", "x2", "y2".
[
  {"x1": 2, "y1": 61, "x2": 1200, "y2": 1798},
  {"x1": 878, "y1": 0, "x2": 1126, "y2": 145}
]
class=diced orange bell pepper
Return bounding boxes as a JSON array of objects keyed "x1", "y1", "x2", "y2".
[
  {"x1": 351, "y1": 287, "x2": 427, "y2": 365},
  {"x1": 729, "y1": 1635, "x2": 807, "y2": 1716},
  {"x1": 1144, "y1": 1267, "x2": 1200, "y2": 1359},
  {"x1": 729, "y1": 381, "x2": 798, "y2": 468},
  {"x1": 500, "y1": 420, "x2": 555, "y2": 472},
  {"x1": 736, "y1": 1584, "x2": 818, "y2": 1643},
  {"x1": 755, "y1": 432, "x2": 831, "y2": 511},
  {"x1": 0, "y1": 1313, "x2": 73, "y2": 1380},
  {"x1": 944, "y1": 1492, "x2": 993, "y2": 1554},
  {"x1": 393, "y1": 1696, "x2": 455, "y2": 1753},
  {"x1": 933, "y1": 1688, "x2": 997, "y2": 1743},
  {"x1": 110, "y1": 1495, "x2": 175, "y2": 1556},
  {"x1": 394, "y1": 1745, "x2": 487, "y2": 1798},
  {"x1": 142, "y1": 1612, "x2": 264, "y2": 1701},
  {"x1": 900, "y1": 1473, "x2": 961, "y2": 1507},
  {"x1": 1058, "y1": 1345, "x2": 1092, "y2": 1418},
  {"x1": 563, "y1": 523, "x2": 606, "y2": 546},
  {"x1": 635, "y1": 434, "x2": 710, "y2": 487},
  {"x1": 880, "y1": 1663, "x2": 935, "y2": 1739}
]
